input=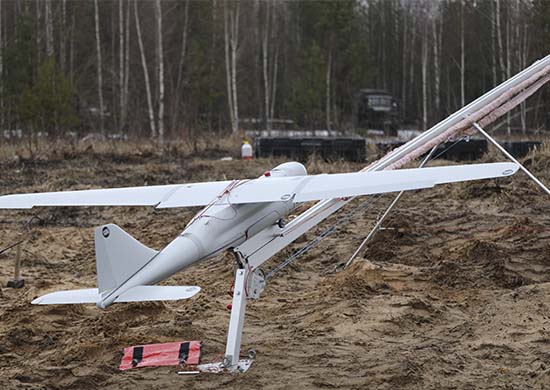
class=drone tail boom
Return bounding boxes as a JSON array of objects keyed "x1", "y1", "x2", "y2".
[{"x1": 94, "y1": 223, "x2": 158, "y2": 293}]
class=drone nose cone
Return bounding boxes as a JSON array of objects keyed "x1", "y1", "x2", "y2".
[{"x1": 269, "y1": 162, "x2": 307, "y2": 177}]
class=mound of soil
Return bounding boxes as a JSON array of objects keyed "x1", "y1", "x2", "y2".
[{"x1": 432, "y1": 240, "x2": 527, "y2": 289}]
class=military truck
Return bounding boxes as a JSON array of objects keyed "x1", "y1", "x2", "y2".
[{"x1": 355, "y1": 89, "x2": 401, "y2": 136}]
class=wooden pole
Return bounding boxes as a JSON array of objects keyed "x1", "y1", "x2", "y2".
[
  {"x1": 14, "y1": 243, "x2": 22, "y2": 281},
  {"x1": 5, "y1": 240, "x2": 25, "y2": 288}
]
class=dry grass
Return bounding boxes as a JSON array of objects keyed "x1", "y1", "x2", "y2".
[{"x1": 0, "y1": 133, "x2": 244, "y2": 163}]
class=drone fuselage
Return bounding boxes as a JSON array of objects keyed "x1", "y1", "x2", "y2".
[{"x1": 97, "y1": 163, "x2": 306, "y2": 308}]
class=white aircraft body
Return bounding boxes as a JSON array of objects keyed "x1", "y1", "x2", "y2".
[{"x1": 0, "y1": 161, "x2": 518, "y2": 310}]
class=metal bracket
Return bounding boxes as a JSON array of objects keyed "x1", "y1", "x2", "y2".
[{"x1": 246, "y1": 268, "x2": 266, "y2": 300}]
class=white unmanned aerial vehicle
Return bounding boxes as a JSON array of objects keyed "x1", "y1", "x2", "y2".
[{"x1": 0, "y1": 158, "x2": 518, "y2": 368}]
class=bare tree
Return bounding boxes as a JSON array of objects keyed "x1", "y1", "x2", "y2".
[
  {"x1": 134, "y1": 0, "x2": 156, "y2": 138},
  {"x1": 224, "y1": 0, "x2": 240, "y2": 133},
  {"x1": 460, "y1": 0, "x2": 465, "y2": 108},
  {"x1": 171, "y1": 0, "x2": 190, "y2": 131},
  {"x1": 123, "y1": 1, "x2": 130, "y2": 130},
  {"x1": 491, "y1": 0, "x2": 497, "y2": 85},
  {"x1": 401, "y1": 3, "x2": 409, "y2": 115},
  {"x1": 45, "y1": 0, "x2": 53, "y2": 57},
  {"x1": 421, "y1": 20, "x2": 428, "y2": 130},
  {"x1": 432, "y1": 5, "x2": 442, "y2": 117},
  {"x1": 36, "y1": 1, "x2": 42, "y2": 63},
  {"x1": 0, "y1": 0, "x2": 3, "y2": 129},
  {"x1": 408, "y1": 4, "x2": 417, "y2": 115},
  {"x1": 505, "y1": 0, "x2": 511, "y2": 134},
  {"x1": 118, "y1": 0, "x2": 124, "y2": 129},
  {"x1": 262, "y1": 1, "x2": 271, "y2": 130},
  {"x1": 154, "y1": 0, "x2": 164, "y2": 143},
  {"x1": 69, "y1": 3, "x2": 75, "y2": 84},
  {"x1": 270, "y1": 42, "x2": 279, "y2": 121},
  {"x1": 60, "y1": 0, "x2": 67, "y2": 72},
  {"x1": 326, "y1": 33, "x2": 333, "y2": 131},
  {"x1": 519, "y1": 2, "x2": 528, "y2": 133},
  {"x1": 94, "y1": 0, "x2": 105, "y2": 135},
  {"x1": 495, "y1": 0, "x2": 506, "y2": 82}
]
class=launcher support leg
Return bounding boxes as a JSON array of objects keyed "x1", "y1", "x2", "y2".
[
  {"x1": 224, "y1": 267, "x2": 248, "y2": 371},
  {"x1": 473, "y1": 122, "x2": 550, "y2": 196}
]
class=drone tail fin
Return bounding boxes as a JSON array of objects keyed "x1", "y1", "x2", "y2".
[
  {"x1": 94, "y1": 223, "x2": 158, "y2": 294},
  {"x1": 31, "y1": 224, "x2": 202, "y2": 306}
]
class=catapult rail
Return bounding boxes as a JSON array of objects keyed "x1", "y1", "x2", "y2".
[{"x1": 235, "y1": 54, "x2": 550, "y2": 269}]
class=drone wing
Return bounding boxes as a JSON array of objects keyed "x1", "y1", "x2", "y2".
[
  {"x1": 0, "y1": 162, "x2": 518, "y2": 209},
  {"x1": 0, "y1": 181, "x2": 233, "y2": 209},
  {"x1": 160, "y1": 162, "x2": 519, "y2": 206}
]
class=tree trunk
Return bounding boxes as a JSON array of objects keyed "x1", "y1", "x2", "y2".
[
  {"x1": 123, "y1": 0, "x2": 130, "y2": 131},
  {"x1": 381, "y1": 4, "x2": 386, "y2": 90},
  {"x1": 495, "y1": 0, "x2": 505, "y2": 82},
  {"x1": 505, "y1": 3, "x2": 511, "y2": 135},
  {"x1": 134, "y1": 0, "x2": 156, "y2": 138},
  {"x1": 36, "y1": 1, "x2": 41, "y2": 64},
  {"x1": 270, "y1": 44, "x2": 279, "y2": 121},
  {"x1": 224, "y1": 1, "x2": 235, "y2": 132},
  {"x1": 0, "y1": 0, "x2": 3, "y2": 129},
  {"x1": 230, "y1": 2, "x2": 240, "y2": 133},
  {"x1": 171, "y1": 0, "x2": 190, "y2": 131},
  {"x1": 111, "y1": 1, "x2": 117, "y2": 131},
  {"x1": 224, "y1": 1, "x2": 240, "y2": 133},
  {"x1": 520, "y1": 21, "x2": 527, "y2": 134},
  {"x1": 155, "y1": 0, "x2": 164, "y2": 144},
  {"x1": 432, "y1": 10, "x2": 441, "y2": 117},
  {"x1": 60, "y1": 0, "x2": 66, "y2": 72},
  {"x1": 119, "y1": 0, "x2": 124, "y2": 130},
  {"x1": 94, "y1": 0, "x2": 105, "y2": 135},
  {"x1": 262, "y1": 2, "x2": 271, "y2": 130},
  {"x1": 491, "y1": 0, "x2": 497, "y2": 86},
  {"x1": 421, "y1": 23, "x2": 428, "y2": 130},
  {"x1": 326, "y1": 44, "x2": 332, "y2": 131},
  {"x1": 460, "y1": 0, "x2": 465, "y2": 108},
  {"x1": 408, "y1": 8, "x2": 417, "y2": 115},
  {"x1": 401, "y1": 5, "x2": 408, "y2": 116},
  {"x1": 45, "y1": 0, "x2": 53, "y2": 57},
  {"x1": 69, "y1": 6, "x2": 75, "y2": 84}
]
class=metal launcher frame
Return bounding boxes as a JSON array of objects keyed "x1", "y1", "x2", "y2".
[{"x1": 219, "y1": 54, "x2": 550, "y2": 373}]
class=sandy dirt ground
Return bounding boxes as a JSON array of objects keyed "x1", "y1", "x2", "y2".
[{"x1": 0, "y1": 147, "x2": 549, "y2": 389}]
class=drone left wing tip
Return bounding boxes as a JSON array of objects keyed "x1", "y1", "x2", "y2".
[{"x1": 0, "y1": 195, "x2": 33, "y2": 209}]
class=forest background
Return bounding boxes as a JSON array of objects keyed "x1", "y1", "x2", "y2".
[{"x1": 1, "y1": 0, "x2": 549, "y2": 146}]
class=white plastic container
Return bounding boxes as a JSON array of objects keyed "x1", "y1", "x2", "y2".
[{"x1": 241, "y1": 142, "x2": 253, "y2": 160}]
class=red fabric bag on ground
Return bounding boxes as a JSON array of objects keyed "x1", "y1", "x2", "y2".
[{"x1": 119, "y1": 341, "x2": 201, "y2": 370}]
